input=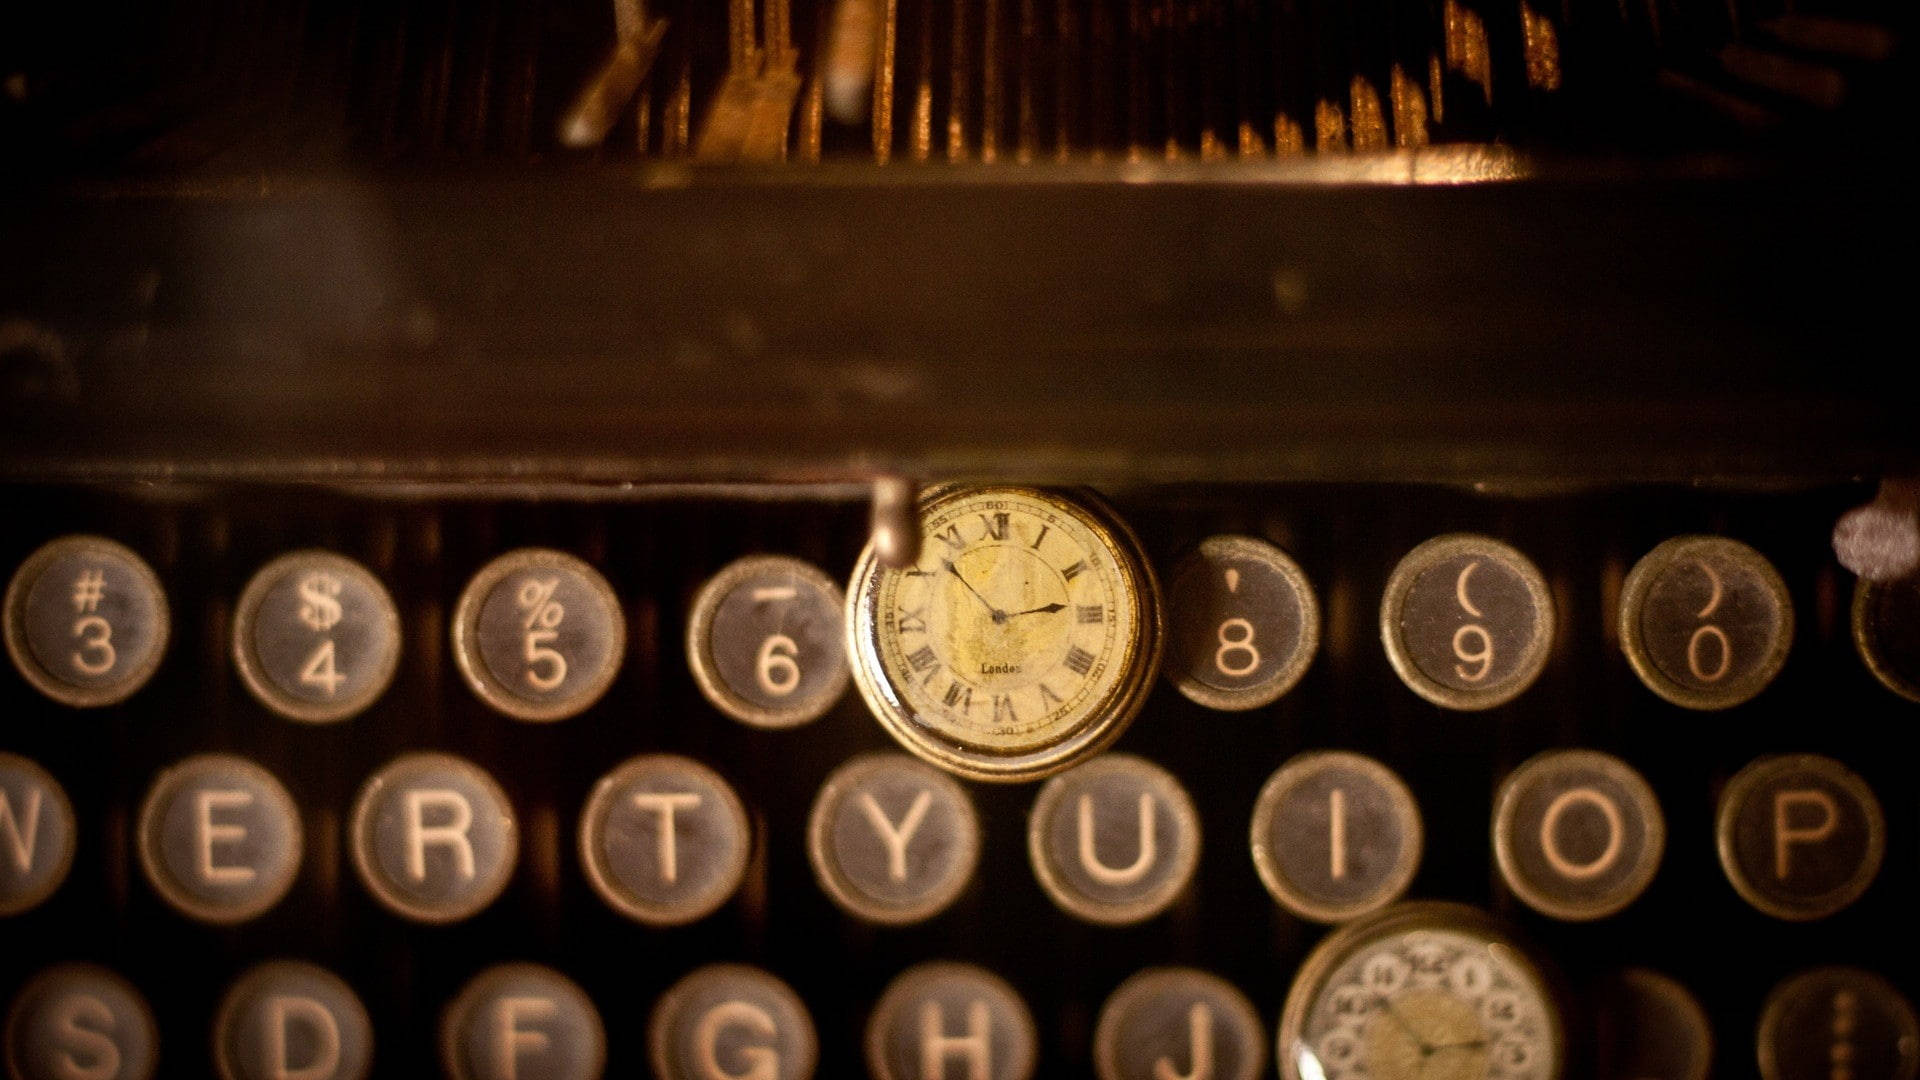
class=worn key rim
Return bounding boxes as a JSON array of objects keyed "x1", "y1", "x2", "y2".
[
  {"x1": 3, "y1": 534, "x2": 170, "y2": 708},
  {"x1": 1166, "y1": 534, "x2": 1321, "y2": 712},
  {"x1": 864, "y1": 961, "x2": 1037, "y2": 1080},
  {"x1": 1248, "y1": 749, "x2": 1423, "y2": 924},
  {"x1": 805, "y1": 751, "x2": 980, "y2": 926},
  {"x1": 1715, "y1": 753, "x2": 1884, "y2": 922},
  {"x1": 1618, "y1": 535, "x2": 1794, "y2": 711},
  {"x1": 686, "y1": 553, "x2": 850, "y2": 730},
  {"x1": 135, "y1": 752, "x2": 304, "y2": 925},
  {"x1": 648, "y1": 963, "x2": 818, "y2": 1080},
  {"x1": 1092, "y1": 966, "x2": 1267, "y2": 1080},
  {"x1": 1378, "y1": 532, "x2": 1554, "y2": 711},
  {"x1": 0, "y1": 752, "x2": 77, "y2": 917},
  {"x1": 450, "y1": 547, "x2": 627, "y2": 723},
  {"x1": 439, "y1": 963, "x2": 606, "y2": 1080},
  {"x1": 1852, "y1": 577, "x2": 1920, "y2": 704},
  {"x1": 1491, "y1": 748, "x2": 1665, "y2": 922},
  {"x1": 348, "y1": 751, "x2": 519, "y2": 924},
  {"x1": 231, "y1": 549, "x2": 402, "y2": 725},
  {"x1": 1601, "y1": 968, "x2": 1714, "y2": 1080},
  {"x1": 1026, "y1": 752, "x2": 1201, "y2": 926},
  {"x1": 1755, "y1": 966, "x2": 1920, "y2": 1080},
  {"x1": 577, "y1": 753, "x2": 754, "y2": 927},
  {"x1": 3, "y1": 963, "x2": 159, "y2": 1080},
  {"x1": 212, "y1": 959, "x2": 373, "y2": 1080}
]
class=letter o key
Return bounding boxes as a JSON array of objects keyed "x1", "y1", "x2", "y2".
[{"x1": 1492, "y1": 750, "x2": 1664, "y2": 922}]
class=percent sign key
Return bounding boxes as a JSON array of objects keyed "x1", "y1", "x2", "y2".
[{"x1": 454, "y1": 548, "x2": 627, "y2": 722}]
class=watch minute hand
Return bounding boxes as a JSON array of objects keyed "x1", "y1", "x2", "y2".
[{"x1": 943, "y1": 560, "x2": 1007, "y2": 621}]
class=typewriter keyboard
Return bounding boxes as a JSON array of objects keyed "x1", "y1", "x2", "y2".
[{"x1": 2, "y1": 482, "x2": 1916, "y2": 1080}]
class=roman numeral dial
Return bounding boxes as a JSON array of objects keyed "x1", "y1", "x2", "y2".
[{"x1": 847, "y1": 486, "x2": 1163, "y2": 783}]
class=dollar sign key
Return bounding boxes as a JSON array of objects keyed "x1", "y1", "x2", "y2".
[{"x1": 299, "y1": 573, "x2": 344, "y2": 631}]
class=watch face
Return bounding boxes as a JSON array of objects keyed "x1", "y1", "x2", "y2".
[
  {"x1": 848, "y1": 486, "x2": 1162, "y2": 782},
  {"x1": 1282, "y1": 905, "x2": 1562, "y2": 1080}
]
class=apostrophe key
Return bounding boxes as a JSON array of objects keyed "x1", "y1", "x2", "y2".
[{"x1": 1, "y1": 483, "x2": 1913, "y2": 1078}]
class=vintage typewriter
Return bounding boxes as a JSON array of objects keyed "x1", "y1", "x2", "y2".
[{"x1": 1, "y1": 0, "x2": 1915, "y2": 1076}]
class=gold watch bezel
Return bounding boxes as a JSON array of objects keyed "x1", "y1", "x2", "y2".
[
  {"x1": 844, "y1": 484, "x2": 1164, "y2": 783},
  {"x1": 1276, "y1": 901, "x2": 1567, "y2": 1080}
]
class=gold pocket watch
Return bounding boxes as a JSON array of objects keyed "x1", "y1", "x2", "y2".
[
  {"x1": 845, "y1": 485, "x2": 1164, "y2": 783},
  {"x1": 1278, "y1": 902, "x2": 1565, "y2": 1080}
]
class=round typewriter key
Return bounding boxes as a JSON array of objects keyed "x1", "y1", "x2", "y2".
[
  {"x1": 1620, "y1": 536, "x2": 1792, "y2": 710},
  {"x1": 452, "y1": 548, "x2": 625, "y2": 722},
  {"x1": 441, "y1": 964, "x2": 605, "y2": 1080},
  {"x1": 136, "y1": 753, "x2": 302, "y2": 924},
  {"x1": 1380, "y1": 534, "x2": 1553, "y2": 710},
  {"x1": 807, "y1": 752, "x2": 980, "y2": 925},
  {"x1": 1249, "y1": 751, "x2": 1422, "y2": 924},
  {"x1": 1027, "y1": 753, "x2": 1201, "y2": 926},
  {"x1": 1593, "y1": 969, "x2": 1712, "y2": 1080},
  {"x1": 649, "y1": 964, "x2": 817, "y2": 1080},
  {"x1": 687, "y1": 554, "x2": 850, "y2": 729},
  {"x1": 1854, "y1": 576, "x2": 1920, "y2": 704},
  {"x1": 1165, "y1": 535, "x2": 1320, "y2": 711},
  {"x1": 0, "y1": 753, "x2": 76, "y2": 917},
  {"x1": 578, "y1": 754, "x2": 751, "y2": 927},
  {"x1": 865, "y1": 962, "x2": 1036, "y2": 1080},
  {"x1": 1493, "y1": 749, "x2": 1664, "y2": 922},
  {"x1": 214, "y1": 961, "x2": 373, "y2": 1080},
  {"x1": 4, "y1": 964, "x2": 158, "y2": 1080},
  {"x1": 232, "y1": 551, "x2": 401, "y2": 724},
  {"x1": 5, "y1": 535, "x2": 168, "y2": 708},
  {"x1": 1758, "y1": 967, "x2": 1918, "y2": 1080},
  {"x1": 1093, "y1": 968, "x2": 1265, "y2": 1080},
  {"x1": 350, "y1": 752, "x2": 518, "y2": 924},
  {"x1": 1716, "y1": 754, "x2": 1884, "y2": 921}
]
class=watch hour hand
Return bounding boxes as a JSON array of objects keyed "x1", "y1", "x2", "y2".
[
  {"x1": 1429, "y1": 1039, "x2": 1488, "y2": 1053},
  {"x1": 1005, "y1": 602, "x2": 1067, "y2": 618},
  {"x1": 942, "y1": 559, "x2": 1007, "y2": 621}
]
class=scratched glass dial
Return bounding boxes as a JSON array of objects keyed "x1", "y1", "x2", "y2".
[
  {"x1": 846, "y1": 487, "x2": 1162, "y2": 783},
  {"x1": 1280, "y1": 903, "x2": 1563, "y2": 1080}
]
